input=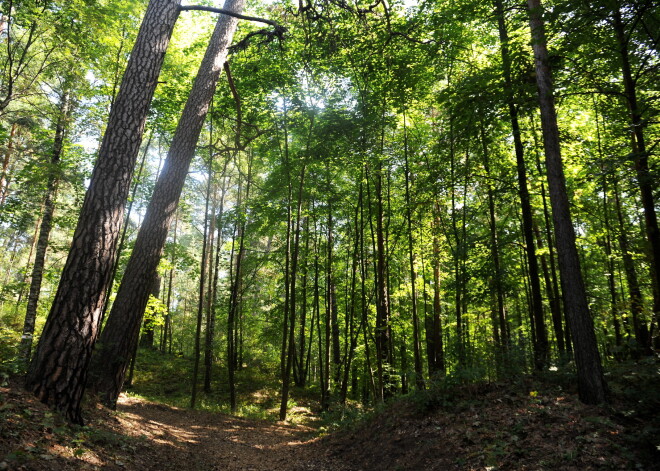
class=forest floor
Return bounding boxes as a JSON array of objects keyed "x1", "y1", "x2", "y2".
[{"x1": 1, "y1": 359, "x2": 659, "y2": 470}]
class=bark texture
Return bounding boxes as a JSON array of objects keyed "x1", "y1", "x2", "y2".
[
  {"x1": 24, "y1": 0, "x2": 180, "y2": 424},
  {"x1": 527, "y1": 0, "x2": 608, "y2": 404},
  {"x1": 88, "y1": 0, "x2": 244, "y2": 409}
]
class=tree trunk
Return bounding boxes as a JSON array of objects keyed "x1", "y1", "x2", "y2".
[
  {"x1": 429, "y1": 204, "x2": 445, "y2": 376},
  {"x1": 192, "y1": 156, "x2": 213, "y2": 407},
  {"x1": 527, "y1": 0, "x2": 608, "y2": 404},
  {"x1": 341, "y1": 189, "x2": 361, "y2": 404},
  {"x1": 86, "y1": 0, "x2": 243, "y2": 410},
  {"x1": 612, "y1": 7, "x2": 660, "y2": 334},
  {"x1": 495, "y1": 0, "x2": 547, "y2": 369},
  {"x1": 280, "y1": 165, "x2": 305, "y2": 420},
  {"x1": 613, "y1": 179, "x2": 648, "y2": 352},
  {"x1": 403, "y1": 115, "x2": 424, "y2": 389},
  {"x1": 479, "y1": 117, "x2": 508, "y2": 355},
  {"x1": 24, "y1": 0, "x2": 180, "y2": 424},
  {"x1": 295, "y1": 215, "x2": 310, "y2": 387},
  {"x1": 20, "y1": 88, "x2": 71, "y2": 363},
  {"x1": 532, "y1": 128, "x2": 568, "y2": 359},
  {"x1": 162, "y1": 213, "x2": 178, "y2": 354},
  {"x1": 371, "y1": 161, "x2": 392, "y2": 400}
]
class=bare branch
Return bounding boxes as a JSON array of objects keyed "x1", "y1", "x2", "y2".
[{"x1": 179, "y1": 4, "x2": 282, "y2": 28}]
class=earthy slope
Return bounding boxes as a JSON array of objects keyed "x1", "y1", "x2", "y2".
[
  {"x1": 2, "y1": 362, "x2": 659, "y2": 470},
  {"x1": 315, "y1": 379, "x2": 660, "y2": 470}
]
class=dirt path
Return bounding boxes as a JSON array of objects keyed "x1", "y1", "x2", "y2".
[
  {"x1": 111, "y1": 397, "x2": 336, "y2": 471},
  {"x1": 1, "y1": 380, "x2": 344, "y2": 471}
]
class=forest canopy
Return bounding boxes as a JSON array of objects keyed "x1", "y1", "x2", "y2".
[{"x1": 0, "y1": 0, "x2": 658, "y2": 426}]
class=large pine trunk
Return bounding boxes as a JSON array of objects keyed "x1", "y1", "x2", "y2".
[
  {"x1": 24, "y1": 0, "x2": 180, "y2": 424},
  {"x1": 87, "y1": 0, "x2": 244, "y2": 409},
  {"x1": 527, "y1": 0, "x2": 607, "y2": 404}
]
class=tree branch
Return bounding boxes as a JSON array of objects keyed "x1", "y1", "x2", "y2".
[{"x1": 179, "y1": 4, "x2": 281, "y2": 28}]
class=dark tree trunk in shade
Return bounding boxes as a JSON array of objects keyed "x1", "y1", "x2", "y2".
[
  {"x1": 527, "y1": 0, "x2": 608, "y2": 404},
  {"x1": 495, "y1": 0, "x2": 547, "y2": 368},
  {"x1": 613, "y1": 180, "x2": 648, "y2": 352},
  {"x1": 86, "y1": 0, "x2": 244, "y2": 410},
  {"x1": 612, "y1": 8, "x2": 660, "y2": 334},
  {"x1": 403, "y1": 116, "x2": 424, "y2": 389},
  {"x1": 427, "y1": 203, "x2": 445, "y2": 376},
  {"x1": 24, "y1": 0, "x2": 180, "y2": 424}
]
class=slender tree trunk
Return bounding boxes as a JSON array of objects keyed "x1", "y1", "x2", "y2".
[
  {"x1": 328, "y1": 192, "x2": 341, "y2": 386},
  {"x1": 203, "y1": 119, "x2": 220, "y2": 393},
  {"x1": 20, "y1": 88, "x2": 71, "y2": 363},
  {"x1": 613, "y1": 8, "x2": 660, "y2": 333},
  {"x1": 534, "y1": 222, "x2": 565, "y2": 357},
  {"x1": 163, "y1": 213, "x2": 178, "y2": 354},
  {"x1": 86, "y1": 0, "x2": 244, "y2": 410},
  {"x1": 429, "y1": 204, "x2": 445, "y2": 375},
  {"x1": 495, "y1": 0, "x2": 547, "y2": 369},
  {"x1": 280, "y1": 165, "x2": 305, "y2": 421},
  {"x1": 527, "y1": 0, "x2": 608, "y2": 404},
  {"x1": 594, "y1": 102, "x2": 622, "y2": 350},
  {"x1": 228, "y1": 153, "x2": 252, "y2": 412},
  {"x1": 295, "y1": 215, "x2": 310, "y2": 387},
  {"x1": 532, "y1": 128, "x2": 568, "y2": 359},
  {"x1": 206, "y1": 159, "x2": 230, "y2": 384},
  {"x1": 479, "y1": 118, "x2": 508, "y2": 355},
  {"x1": 25, "y1": 0, "x2": 180, "y2": 423},
  {"x1": 280, "y1": 102, "x2": 292, "y2": 381},
  {"x1": 403, "y1": 115, "x2": 424, "y2": 389},
  {"x1": 372, "y1": 161, "x2": 392, "y2": 399},
  {"x1": 341, "y1": 192, "x2": 361, "y2": 404},
  {"x1": 192, "y1": 156, "x2": 213, "y2": 406},
  {"x1": 613, "y1": 180, "x2": 648, "y2": 352}
]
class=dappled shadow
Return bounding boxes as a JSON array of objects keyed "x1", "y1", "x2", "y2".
[{"x1": 115, "y1": 396, "x2": 336, "y2": 471}]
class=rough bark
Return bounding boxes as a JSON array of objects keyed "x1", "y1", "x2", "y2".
[
  {"x1": 24, "y1": 0, "x2": 180, "y2": 424},
  {"x1": 527, "y1": 0, "x2": 608, "y2": 404},
  {"x1": 86, "y1": 0, "x2": 243, "y2": 409}
]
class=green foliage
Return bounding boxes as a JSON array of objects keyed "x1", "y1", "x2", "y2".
[
  {"x1": 0, "y1": 325, "x2": 21, "y2": 378},
  {"x1": 0, "y1": 0, "x2": 657, "y2": 431},
  {"x1": 141, "y1": 295, "x2": 167, "y2": 334}
]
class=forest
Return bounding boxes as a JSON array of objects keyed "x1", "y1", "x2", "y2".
[{"x1": 0, "y1": 0, "x2": 659, "y2": 469}]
